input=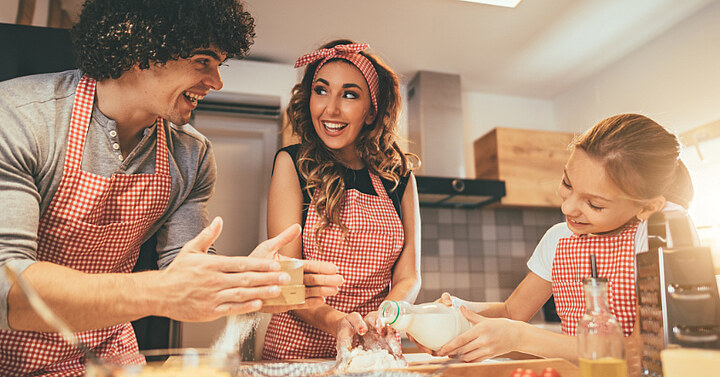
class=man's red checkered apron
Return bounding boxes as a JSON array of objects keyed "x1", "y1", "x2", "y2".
[
  {"x1": 262, "y1": 173, "x2": 404, "y2": 359},
  {"x1": 551, "y1": 222, "x2": 639, "y2": 337},
  {"x1": 0, "y1": 75, "x2": 171, "y2": 376}
]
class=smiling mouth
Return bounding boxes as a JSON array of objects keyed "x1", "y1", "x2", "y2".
[
  {"x1": 567, "y1": 217, "x2": 589, "y2": 226},
  {"x1": 183, "y1": 91, "x2": 205, "y2": 105},
  {"x1": 322, "y1": 121, "x2": 348, "y2": 132}
]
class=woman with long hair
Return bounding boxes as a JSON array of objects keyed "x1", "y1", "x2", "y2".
[{"x1": 262, "y1": 39, "x2": 421, "y2": 359}]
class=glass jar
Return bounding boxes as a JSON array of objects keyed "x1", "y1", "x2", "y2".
[{"x1": 577, "y1": 277, "x2": 628, "y2": 377}]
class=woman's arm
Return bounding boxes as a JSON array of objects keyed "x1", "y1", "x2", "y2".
[
  {"x1": 267, "y1": 151, "x2": 304, "y2": 258},
  {"x1": 265, "y1": 151, "x2": 342, "y2": 313},
  {"x1": 266, "y1": 151, "x2": 349, "y2": 333}
]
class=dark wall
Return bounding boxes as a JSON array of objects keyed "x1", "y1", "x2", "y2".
[{"x1": 0, "y1": 23, "x2": 76, "y2": 82}]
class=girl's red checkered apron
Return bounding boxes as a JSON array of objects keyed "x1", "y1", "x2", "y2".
[
  {"x1": 551, "y1": 222, "x2": 639, "y2": 336},
  {"x1": 0, "y1": 75, "x2": 172, "y2": 376},
  {"x1": 263, "y1": 173, "x2": 404, "y2": 359}
]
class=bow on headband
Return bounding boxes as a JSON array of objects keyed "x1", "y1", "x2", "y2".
[{"x1": 294, "y1": 43, "x2": 379, "y2": 112}]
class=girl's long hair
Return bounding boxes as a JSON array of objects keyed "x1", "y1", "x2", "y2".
[{"x1": 287, "y1": 39, "x2": 417, "y2": 243}]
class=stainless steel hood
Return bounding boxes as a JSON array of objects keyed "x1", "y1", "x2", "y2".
[{"x1": 407, "y1": 71, "x2": 505, "y2": 208}]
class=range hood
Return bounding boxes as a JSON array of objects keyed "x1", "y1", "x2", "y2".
[
  {"x1": 415, "y1": 176, "x2": 505, "y2": 208},
  {"x1": 407, "y1": 71, "x2": 505, "y2": 208}
]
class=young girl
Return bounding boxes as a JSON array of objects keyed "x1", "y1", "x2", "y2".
[
  {"x1": 262, "y1": 40, "x2": 421, "y2": 359},
  {"x1": 424, "y1": 114, "x2": 694, "y2": 365}
]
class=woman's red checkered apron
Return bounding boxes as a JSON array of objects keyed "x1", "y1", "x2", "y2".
[
  {"x1": 551, "y1": 222, "x2": 639, "y2": 337},
  {"x1": 263, "y1": 173, "x2": 404, "y2": 359},
  {"x1": 0, "y1": 75, "x2": 171, "y2": 376}
]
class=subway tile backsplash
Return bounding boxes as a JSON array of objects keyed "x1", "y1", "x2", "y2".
[{"x1": 416, "y1": 207, "x2": 564, "y2": 304}]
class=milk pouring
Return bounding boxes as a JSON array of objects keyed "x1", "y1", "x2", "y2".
[{"x1": 378, "y1": 300, "x2": 471, "y2": 351}]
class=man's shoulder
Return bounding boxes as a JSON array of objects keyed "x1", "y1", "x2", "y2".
[
  {"x1": 0, "y1": 70, "x2": 79, "y2": 108},
  {"x1": 167, "y1": 122, "x2": 210, "y2": 144}
]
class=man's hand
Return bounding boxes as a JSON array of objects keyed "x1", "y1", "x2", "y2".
[{"x1": 158, "y1": 217, "x2": 297, "y2": 322}]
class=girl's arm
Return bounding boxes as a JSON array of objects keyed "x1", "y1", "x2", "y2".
[
  {"x1": 436, "y1": 272, "x2": 578, "y2": 362},
  {"x1": 266, "y1": 151, "x2": 351, "y2": 335}
]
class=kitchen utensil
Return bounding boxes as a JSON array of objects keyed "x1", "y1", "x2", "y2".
[{"x1": 3, "y1": 264, "x2": 112, "y2": 376}]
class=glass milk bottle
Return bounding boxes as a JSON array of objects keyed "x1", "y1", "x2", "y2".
[
  {"x1": 577, "y1": 277, "x2": 628, "y2": 377},
  {"x1": 378, "y1": 300, "x2": 471, "y2": 351}
]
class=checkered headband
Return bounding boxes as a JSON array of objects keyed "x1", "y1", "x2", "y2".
[{"x1": 294, "y1": 43, "x2": 379, "y2": 112}]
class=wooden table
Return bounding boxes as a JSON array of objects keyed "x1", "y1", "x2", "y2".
[{"x1": 403, "y1": 354, "x2": 578, "y2": 377}]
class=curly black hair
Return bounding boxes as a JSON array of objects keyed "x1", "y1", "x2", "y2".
[{"x1": 70, "y1": 0, "x2": 255, "y2": 80}]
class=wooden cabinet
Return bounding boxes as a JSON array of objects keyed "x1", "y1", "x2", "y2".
[{"x1": 474, "y1": 127, "x2": 575, "y2": 207}]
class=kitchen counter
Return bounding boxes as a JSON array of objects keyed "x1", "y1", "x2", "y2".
[
  {"x1": 403, "y1": 352, "x2": 578, "y2": 377},
  {"x1": 241, "y1": 353, "x2": 579, "y2": 377}
]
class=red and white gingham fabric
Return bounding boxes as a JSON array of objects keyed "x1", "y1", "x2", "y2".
[
  {"x1": 294, "y1": 43, "x2": 379, "y2": 113},
  {"x1": 0, "y1": 75, "x2": 172, "y2": 376},
  {"x1": 551, "y1": 222, "x2": 639, "y2": 336},
  {"x1": 263, "y1": 173, "x2": 404, "y2": 359}
]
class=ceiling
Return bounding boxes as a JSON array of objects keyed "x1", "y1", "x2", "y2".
[{"x1": 60, "y1": 0, "x2": 714, "y2": 98}]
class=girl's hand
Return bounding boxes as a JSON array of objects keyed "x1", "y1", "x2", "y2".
[
  {"x1": 436, "y1": 292, "x2": 453, "y2": 306},
  {"x1": 437, "y1": 306, "x2": 521, "y2": 362}
]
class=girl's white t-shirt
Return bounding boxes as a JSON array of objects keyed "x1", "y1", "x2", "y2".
[{"x1": 527, "y1": 203, "x2": 684, "y2": 282}]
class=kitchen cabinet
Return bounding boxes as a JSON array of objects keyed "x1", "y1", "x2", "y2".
[{"x1": 474, "y1": 127, "x2": 575, "y2": 207}]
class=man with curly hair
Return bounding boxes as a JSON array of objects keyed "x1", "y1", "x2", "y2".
[{"x1": 0, "y1": 0, "x2": 342, "y2": 374}]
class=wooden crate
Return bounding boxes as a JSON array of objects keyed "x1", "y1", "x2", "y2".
[{"x1": 474, "y1": 127, "x2": 575, "y2": 208}]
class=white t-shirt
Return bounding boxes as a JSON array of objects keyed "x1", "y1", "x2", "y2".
[{"x1": 526, "y1": 202, "x2": 685, "y2": 282}]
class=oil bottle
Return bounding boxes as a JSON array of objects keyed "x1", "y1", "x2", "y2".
[{"x1": 577, "y1": 271, "x2": 629, "y2": 377}]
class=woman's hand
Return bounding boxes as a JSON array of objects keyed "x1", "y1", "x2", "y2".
[
  {"x1": 437, "y1": 306, "x2": 521, "y2": 362},
  {"x1": 335, "y1": 312, "x2": 368, "y2": 356}
]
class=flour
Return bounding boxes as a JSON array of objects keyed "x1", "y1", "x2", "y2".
[
  {"x1": 336, "y1": 347, "x2": 407, "y2": 373},
  {"x1": 211, "y1": 313, "x2": 261, "y2": 354}
]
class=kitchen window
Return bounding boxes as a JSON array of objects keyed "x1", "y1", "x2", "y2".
[{"x1": 681, "y1": 120, "x2": 720, "y2": 270}]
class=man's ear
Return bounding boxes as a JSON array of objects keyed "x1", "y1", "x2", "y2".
[{"x1": 637, "y1": 196, "x2": 666, "y2": 221}]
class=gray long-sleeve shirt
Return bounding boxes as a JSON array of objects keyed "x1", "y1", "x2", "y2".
[{"x1": 0, "y1": 70, "x2": 217, "y2": 329}]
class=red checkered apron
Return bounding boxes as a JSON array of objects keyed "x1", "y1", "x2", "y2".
[
  {"x1": 262, "y1": 172, "x2": 405, "y2": 359},
  {"x1": 551, "y1": 222, "x2": 639, "y2": 337},
  {"x1": 0, "y1": 75, "x2": 171, "y2": 376}
]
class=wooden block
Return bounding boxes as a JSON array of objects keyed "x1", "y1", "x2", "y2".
[
  {"x1": 262, "y1": 284, "x2": 305, "y2": 306},
  {"x1": 474, "y1": 127, "x2": 575, "y2": 208}
]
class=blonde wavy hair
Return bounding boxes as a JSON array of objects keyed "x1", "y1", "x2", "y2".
[{"x1": 287, "y1": 39, "x2": 418, "y2": 245}]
